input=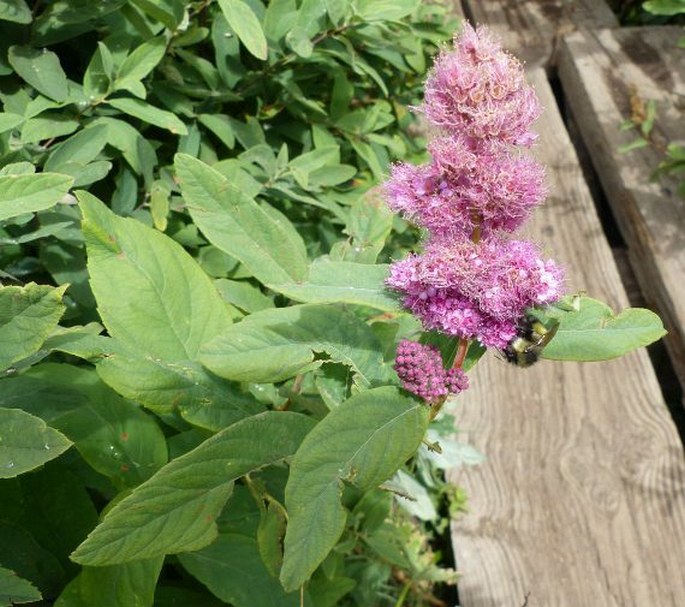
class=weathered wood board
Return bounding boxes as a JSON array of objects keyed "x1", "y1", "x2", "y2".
[
  {"x1": 461, "y1": 0, "x2": 618, "y2": 67},
  {"x1": 558, "y1": 27, "x2": 685, "y2": 395},
  {"x1": 448, "y1": 68, "x2": 685, "y2": 607}
]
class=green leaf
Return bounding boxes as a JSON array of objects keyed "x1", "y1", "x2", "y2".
[
  {"x1": 149, "y1": 179, "x2": 170, "y2": 231},
  {"x1": 70, "y1": 412, "x2": 315, "y2": 566},
  {"x1": 0, "y1": 408, "x2": 72, "y2": 478},
  {"x1": 0, "y1": 0, "x2": 32, "y2": 24},
  {"x1": 280, "y1": 387, "x2": 429, "y2": 591},
  {"x1": 8, "y1": 46, "x2": 68, "y2": 102},
  {"x1": 539, "y1": 296, "x2": 667, "y2": 361},
  {"x1": 44, "y1": 123, "x2": 110, "y2": 173},
  {"x1": 198, "y1": 114, "x2": 235, "y2": 150},
  {"x1": 0, "y1": 173, "x2": 73, "y2": 222},
  {"x1": 217, "y1": 0, "x2": 268, "y2": 60},
  {"x1": 0, "y1": 283, "x2": 67, "y2": 372},
  {"x1": 0, "y1": 566, "x2": 42, "y2": 606},
  {"x1": 55, "y1": 557, "x2": 163, "y2": 607},
  {"x1": 0, "y1": 112, "x2": 24, "y2": 134},
  {"x1": 20, "y1": 115, "x2": 79, "y2": 144},
  {"x1": 78, "y1": 190, "x2": 233, "y2": 360},
  {"x1": 275, "y1": 260, "x2": 398, "y2": 310},
  {"x1": 106, "y1": 97, "x2": 188, "y2": 135},
  {"x1": 213, "y1": 279, "x2": 274, "y2": 313},
  {"x1": 643, "y1": 0, "x2": 685, "y2": 16},
  {"x1": 83, "y1": 42, "x2": 114, "y2": 101},
  {"x1": 175, "y1": 154, "x2": 308, "y2": 286},
  {"x1": 354, "y1": 0, "x2": 420, "y2": 20},
  {"x1": 179, "y1": 534, "x2": 304, "y2": 607},
  {"x1": 129, "y1": 0, "x2": 184, "y2": 28},
  {"x1": 115, "y1": 36, "x2": 167, "y2": 93},
  {"x1": 199, "y1": 304, "x2": 393, "y2": 387},
  {"x1": 96, "y1": 349, "x2": 265, "y2": 431}
]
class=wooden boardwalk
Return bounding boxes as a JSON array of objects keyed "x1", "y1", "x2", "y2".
[{"x1": 447, "y1": 2, "x2": 685, "y2": 606}]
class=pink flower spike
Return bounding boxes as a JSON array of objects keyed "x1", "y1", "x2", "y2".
[{"x1": 420, "y1": 23, "x2": 542, "y2": 147}]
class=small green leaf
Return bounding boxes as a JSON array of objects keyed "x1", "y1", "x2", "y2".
[
  {"x1": 354, "y1": 0, "x2": 420, "y2": 20},
  {"x1": 0, "y1": 408, "x2": 72, "y2": 478},
  {"x1": 149, "y1": 179, "x2": 170, "y2": 231},
  {"x1": 70, "y1": 412, "x2": 315, "y2": 566},
  {"x1": 0, "y1": 112, "x2": 25, "y2": 134},
  {"x1": 115, "y1": 36, "x2": 167, "y2": 93},
  {"x1": 54, "y1": 558, "x2": 163, "y2": 607},
  {"x1": 0, "y1": 0, "x2": 32, "y2": 24},
  {"x1": 280, "y1": 387, "x2": 429, "y2": 591},
  {"x1": 0, "y1": 173, "x2": 73, "y2": 222},
  {"x1": 199, "y1": 304, "x2": 392, "y2": 387},
  {"x1": 175, "y1": 154, "x2": 308, "y2": 286},
  {"x1": 44, "y1": 123, "x2": 110, "y2": 172},
  {"x1": 643, "y1": 0, "x2": 685, "y2": 16},
  {"x1": 198, "y1": 114, "x2": 235, "y2": 150},
  {"x1": 20, "y1": 115, "x2": 79, "y2": 144},
  {"x1": 83, "y1": 42, "x2": 114, "y2": 101},
  {"x1": 539, "y1": 296, "x2": 667, "y2": 361},
  {"x1": 275, "y1": 260, "x2": 398, "y2": 310},
  {"x1": 106, "y1": 97, "x2": 188, "y2": 135},
  {"x1": 0, "y1": 566, "x2": 42, "y2": 605},
  {"x1": 8, "y1": 46, "x2": 68, "y2": 102},
  {"x1": 217, "y1": 0, "x2": 268, "y2": 60},
  {"x1": 0, "y1": 283, "x2": 67, "y2": 372}
]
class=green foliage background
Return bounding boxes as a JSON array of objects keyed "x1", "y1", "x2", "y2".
[{"x1": 0, "y1": 1, "x2": 469, "y2": 605}]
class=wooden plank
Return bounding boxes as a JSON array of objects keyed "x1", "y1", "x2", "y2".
[
  {"x1": 450, "y1": 0, "x2": 466, "y2": 19},
  {"x1": 448, "y1": 68, "x2": 685, "y2": 607},
  {"x1": 558, "y1": 26, "x2": 685, "y2": 394},
  {"x1": 461, "y1": 0, "x2": 618, "y2": 67}
]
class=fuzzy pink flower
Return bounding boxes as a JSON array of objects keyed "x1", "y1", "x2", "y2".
[
  {"x1": 385, "y1": 135, "x2": 546, "y2": 239},
  {"x1": 387, "y1": 238, "x2": 563, "y2": 348},
  {"x1": 394, "y1": 340, "x2": 469, "y2": 402},
  {"x1": 421, "y1": 24, "x2": 541, "y2": 146}
]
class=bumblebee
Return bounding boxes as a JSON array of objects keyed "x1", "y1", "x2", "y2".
[{"x1": 502, "y1": 314, "x2": 559, "y2": 368}]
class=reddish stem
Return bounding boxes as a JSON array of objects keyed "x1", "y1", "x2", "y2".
[{"x1": 453, "y1": 338, "x2": 469, "y2": 369}]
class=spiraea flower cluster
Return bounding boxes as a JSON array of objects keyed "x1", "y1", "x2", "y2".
[{"x1": 387, "y1": 24, "x2": 564, "y2": 401}]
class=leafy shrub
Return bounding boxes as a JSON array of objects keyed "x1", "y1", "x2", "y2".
[{"x1": 0, "y1": 2, "x2": 666, "y2": 607}]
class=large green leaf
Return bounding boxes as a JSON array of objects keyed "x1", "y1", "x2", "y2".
[
  {"x1": 0, "y1": 283, "x2": 67, "y2": 372},
  {"x1": 0, "y1": 566, "x2": 42, "y2": 606},
  {"x1": 179, "y1": 534, "x2": 305, "y2": 607},
  {"x1": 96, "y1": 348, "x2": 265, "y2": 431},
  {"x1": 217, "y1": 0, "x2": 268, "y2": 60},
  {"x1": 280, "y1": 387, "x2": 429, "y2": 591},
  {"x1": 0, "y1": 173, "x2": 73, "y2": 222},
  {"x1": 70, "y1": 412, "x2": 315, "y2": 566},
  {"x1": 114, "y1": 37, "x2": 167, "y2": 93},
  {"x1": 0, "y1": 408, "x2": 72, "y2": 479},
  {"x1": 199, "y1": 304, "x2": 393, "y2": 387},
  {"x1": 275, "y1": 260, "x2": 398, "y2": 310},
  {"x1": 175, "y1": 154, "x2": 308, "y2": 286},
  {"x1": 8, "y1": 46, "x2": 68, "y2": 102},
  {"x1": 78, "y1": 190, "x2": 233, "y2": 360},
  {"x1": 4, "y1": 363, "x2": 168, "y2": 489},
  {"x1": 539, "y1": 296, "x2": 667, "y2": 361},
  {"x1": 54, "y1": 557, "x2": 163, "y2": 607}
]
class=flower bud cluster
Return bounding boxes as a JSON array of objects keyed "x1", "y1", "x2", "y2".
[
  {"x1": 387, "y1": 24, "x2": 564, "y2": 355},
  {"x1": 394, "y1": 340, "x2": 469, "y2": 403}
]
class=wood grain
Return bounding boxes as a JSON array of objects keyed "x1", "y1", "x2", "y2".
[
  {"x1": 461, "y1": 0, "x2": 618, "y2": 68},
  {"x1": 448, "y1": 68, "x2": 685, "y2": 607},
  {"x1": 558, "y1": 26, "x2": 685, "y2": 395}
]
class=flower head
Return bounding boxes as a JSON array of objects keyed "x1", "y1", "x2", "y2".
[
  {"x1": 421, "y1": 23, "x2": 541, "y2": 146},
  {"x1": 387, "y1": 238, "x2": 564, "y2": 348},
  {"x1": 385, "y1": 135, "x2": 546, "y2": 239},
  {"x1": 394, "y1": 340, "x2": 469, "y2": 402}
]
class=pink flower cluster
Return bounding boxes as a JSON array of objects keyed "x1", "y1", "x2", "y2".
[
  {"x1": 387, "y1": 23, "x2": 564, "y2": 380},
  {"x1": 394, "y1": 340, "x2": 468, "y2": 403}
]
